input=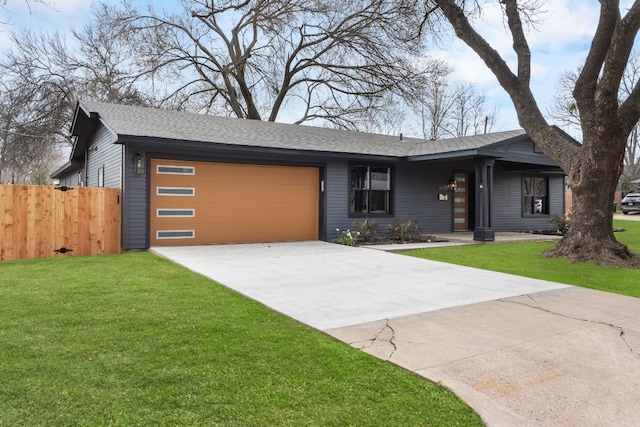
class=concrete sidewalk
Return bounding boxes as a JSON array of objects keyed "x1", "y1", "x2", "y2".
[
  {"x1": 328, "y1": 287, "x2": 640, "y2": 427},
  {"x1": 151, "y1": 241, "x2": 640, "y2": 427}
]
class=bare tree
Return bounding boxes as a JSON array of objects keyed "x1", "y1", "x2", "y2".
[
  {"x1": 430, "y1": 0, "x2": 640, "y2": 267},
  {"x1": 0, "y1": 6, "x2": 156, "y2": 183},
  {"x1": 0, "y1": 78, "x2": 66, "y2": 183},
  {"x1": 416, "y1": 60, "x2": 455, "y2": 139},
  {"x1": 548, "y1": 68, "x2": 581, "y2": 129},
  {"x1": 550, "y1": 52, "x2": 640, "y2": 191},
  {"x1": 625, "y1": 125, "x2": 640, "y2": 188},
  {"x1": 1, "y1": 0, "x2": 53, "y2": 25},
  {"x1": 413, "y1": 60, "x2": 497, "y2": 139},
  {"x1": 620, "y1": 51, "x2": 640, "y2": 187},
  {"x1": 104, "y1": 0, "x2": 436, "y2": 127},
  {"x1": 450, "y1": 81, "x2": 497, "y2": 137}
]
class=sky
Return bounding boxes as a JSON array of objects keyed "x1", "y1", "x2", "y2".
[
  {"x1": 0, "y1": 0, "x2": 633, "y2": 137},
  {"x1": 434, "y1": 0, "x2": 602, "y2": 134}
]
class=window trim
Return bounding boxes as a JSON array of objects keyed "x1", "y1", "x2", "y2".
[
  {"x1": 522, "y1": 174, "x2": 550, "y2": 216},
  {"x1": 97, "y1": 166, "x2": 105, "y2": 187},
  {"x1": 348, "y1": 163, "x2": 394, "y2": 217}
]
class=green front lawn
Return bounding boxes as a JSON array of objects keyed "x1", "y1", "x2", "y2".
[
  {"x1": 0, "y1": 253, "x2": 482, "y2": 426},
  {"x1": 405, "y1": 219, "x2": 640, "y2": 298}
]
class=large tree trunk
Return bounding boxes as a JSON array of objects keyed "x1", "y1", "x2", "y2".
[
  {"x1": 544, "y1": 133, "x2": 640, "y2": 267},
  {"x1": 432, "y1": 0, "x2": 640, "y2": 268}
]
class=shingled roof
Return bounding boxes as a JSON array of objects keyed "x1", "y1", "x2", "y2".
[{"x1": 77, "y1": 100, "x2": 527, "y2": 158}]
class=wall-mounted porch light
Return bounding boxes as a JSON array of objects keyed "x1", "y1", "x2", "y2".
[
  {"x1": 134, "y1": 153, "x2": 145, "y2": 176},
  {"x1": 439, "y1": 179, "x2": 458, "y2": 191}
]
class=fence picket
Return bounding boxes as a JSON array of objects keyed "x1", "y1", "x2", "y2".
[{"x1": 0, "y1": 185, "x2": 121, "y2": 262}]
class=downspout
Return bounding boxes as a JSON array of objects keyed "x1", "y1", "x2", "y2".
[{"x1": 84, "y1": 146, "x2": 89, "y2": 186}]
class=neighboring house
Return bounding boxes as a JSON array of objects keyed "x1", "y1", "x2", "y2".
[{"x1": 52, "y1": 101, "x2": 573, "y2": 250}]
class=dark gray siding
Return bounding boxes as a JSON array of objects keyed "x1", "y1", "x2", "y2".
[
  {"x1": 86, "y1": 124, "x2": 122, "y2": 188},
  {"x1": 324, "y1": 159, "x2": 350, "y2": 240},
  {"x1": 506, "y1": 139, "x2": 537, "y2": 155},
  {"x1": 56, "y1": 168, "x2": 82, "y2": 187},
  {"x1": 119, "y1": 142, "x2": 565, "y2": 249},
  {"x1": 491, "y1": 164, "x2": 565, "y2": 231},
  {"x1": 122, "y1": 147, "x2": 149, "y2": 250},
  {"x1": 395, "y1": 161, "x2": 458, "y2": 234},
  {"x1": 325, "y1": 159, "x2": 461, "y2": 238}
]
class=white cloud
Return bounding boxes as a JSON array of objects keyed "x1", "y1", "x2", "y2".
[
  {"x1": 526, "y1": 0, "x2": 599, "y2": 52},
  {"x1": 428, "y1": 0, "x2": 606, "y2": 130}
]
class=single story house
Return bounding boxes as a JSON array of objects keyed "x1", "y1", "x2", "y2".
[{"x1": 52, "y1": 100, "x2": 573, "y2": 250}]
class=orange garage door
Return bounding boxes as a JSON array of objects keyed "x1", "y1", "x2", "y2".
[{"x1": 150, "y1": 159, "x2": 319, "y2": 246}]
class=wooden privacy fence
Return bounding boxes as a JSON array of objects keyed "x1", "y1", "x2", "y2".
[{"x1": 0, "y1": 185, "x2": 121, "y2": 262}]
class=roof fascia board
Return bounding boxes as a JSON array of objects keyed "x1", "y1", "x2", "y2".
[
  {"x1": 50, "y1": 160, "x2": 82, "y2": 179},
  {"x1": 68, "y1": 102, "x2": 85, "y2": 161},
  {"x1": 473, "y1": 132, "x2": 531, "y2": 152},
  {"x1": 551, "y1": 125, "x2": 582, "y2": 146},
  {"x1": 70, "y1": 103, "x2": 106, "y2": 162},
  {"x1": 119, "y1": 135, "x2": 402, "y2": 162},
  {"x1": 494, "y1": 153, "x2": 560, "y2": 167},
  {"x1": 406, "y1": 149, "x2": 484, "y2": 161}
]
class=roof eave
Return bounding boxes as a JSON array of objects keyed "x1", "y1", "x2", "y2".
[
  {"x1": 69, "y1": 102, "x2": 101, "y2": 162},
  {"x1": 406, "y1": 149, "x2": 484, "y2": 162},
  {"x1": 50, "y1": 160, "x2": 82, "y2": 179},
  {"x1": 119, "y1": 135, "x2": 405, "y2": 161}
]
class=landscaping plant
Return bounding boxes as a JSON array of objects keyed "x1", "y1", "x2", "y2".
[
  {"x1": 386, "y1": 218, "x2": 421, "y2": 242},
  {"x1": 352, "y1": 218, "x2": 379, "y2": 243}
]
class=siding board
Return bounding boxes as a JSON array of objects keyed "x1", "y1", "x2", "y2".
[
  {"x1": 86, "y1": 124, "x2": 122, "y2": 188},
  {"x1": 119, "y1": 141, "x2": 565, "y2": 249}
]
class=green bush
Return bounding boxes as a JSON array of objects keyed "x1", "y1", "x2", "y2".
[{"x1": 336, "y1": 228, "x2": 358, "y2": 246}]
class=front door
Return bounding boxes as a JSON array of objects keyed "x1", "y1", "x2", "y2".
[{"x1": 453, "y1": 172, "x2": 469, "y2": 231}]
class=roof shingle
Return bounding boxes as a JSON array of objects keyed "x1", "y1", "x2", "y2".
[{"x1": 79, "y1": 100, "x2": 526, "y2": 158}]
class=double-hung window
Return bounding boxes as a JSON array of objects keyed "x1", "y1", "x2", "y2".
[
  {"x1": 522, "y1": 175, "x2": 549, "y2": 215},
  {"x1": 350, "y1": 165, "x2": 392, "y2": 214}
]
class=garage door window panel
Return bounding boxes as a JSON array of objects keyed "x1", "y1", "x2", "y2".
[
  {"x1": 156, "y1": 187, "x2": 195, "y2": 196},
  {"x1": 157, "y1": 165, "x2": 195, "y2": 175},
  {"x1": 156, "y1": 230, "x2": 195, "y2": 239},
  {"x1": 156, "y1": 209, "x2": 195, "y2": 217}
]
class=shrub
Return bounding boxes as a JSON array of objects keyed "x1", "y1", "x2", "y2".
[
  {"x1": 386, "y1": 218, "x2": 421, "y2": 242},
  {"x1": 352, "y1": 218, "x2": 379, "y2": 243},
  {"x1": 336, "y1": 228, "x2": 358, "y2": 246},
  {"x1": 551, "y1": 211, "x2": 571, "y2": 235}
]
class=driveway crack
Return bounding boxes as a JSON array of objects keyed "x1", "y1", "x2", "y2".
[
  {"x1": 499, "y1": 298, "x2": 639, "y2": 358},
  {"x1": 385, "y1": 319, "x2": 398, "y2": 359},
  {"x1": 362, "y1": 319, "x2": 398, "y2": 360}
]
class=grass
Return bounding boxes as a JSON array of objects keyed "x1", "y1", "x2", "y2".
[
  {"x1": 0, "y1": 252, "x2": 482, "y2": 426},
  {"x1": 404, "y1": 219, "x2": 640, "y2": 298}
]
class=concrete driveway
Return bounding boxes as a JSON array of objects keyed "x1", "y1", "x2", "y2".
[{"x1": 152, "y1": 241, "x2": 640, "y2": 427}]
